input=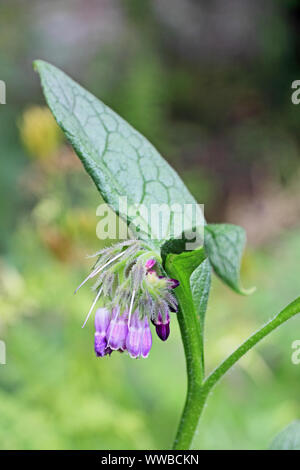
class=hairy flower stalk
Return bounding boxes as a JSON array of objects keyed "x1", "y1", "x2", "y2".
[{"x1": 76, "y1": 240, "x2": 179, "y2": 358}]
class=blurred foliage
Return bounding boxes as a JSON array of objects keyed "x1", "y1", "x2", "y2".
[
  {"x1": 0, "y1": 0, "x2": 300, "y2": 450},
  {"x1": 19, "y1": 106, "x2": 63, "y2": 159}
]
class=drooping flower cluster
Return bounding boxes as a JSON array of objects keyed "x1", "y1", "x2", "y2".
[{"x1": 76, "y1": 240, "x2": 179, "y2": 359}]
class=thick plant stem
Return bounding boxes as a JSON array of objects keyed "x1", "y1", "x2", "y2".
[
  {"x1": 165, "y1": 250, "x2": 206, "y2": 450},
  {"x1": 172, "y1": 285, "x2": 300, "y2": 449},
  {"x1": 172, "y1": 303, "x2": 205, "y2": 450}
]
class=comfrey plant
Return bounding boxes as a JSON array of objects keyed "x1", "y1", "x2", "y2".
[{"x1": 35, "y1": 60, "x2": 300, "y2": 450}]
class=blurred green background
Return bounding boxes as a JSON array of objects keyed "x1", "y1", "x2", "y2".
[{"x1": 1, "y1": 0, "x2": 300, "y2": 450}]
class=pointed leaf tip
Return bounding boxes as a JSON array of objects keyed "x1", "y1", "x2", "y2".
[
  {"x1": 204, "y1": 223, "x2": 255, "y2": 295},
  {"x1": 34, "y1": 60, "x2": 200, "y2": 249}
]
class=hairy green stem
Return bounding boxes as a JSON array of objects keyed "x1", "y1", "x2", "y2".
[
  {"x1": 172, "y1": 292, "x2": 300, "y2": 450},
  {"x1": 165, "y1": 251, "x2": 206, "y2": 450},
  {"x1": 172, "y1": 302, "x2": 205, "y2": 450}
]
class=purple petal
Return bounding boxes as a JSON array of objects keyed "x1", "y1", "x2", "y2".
[
  {"x1": 94, "y1": 331, "x2": 108, "y2": 357},
  {"x1": 145, "y1": 258, "x2": 156, "y2": 270},
  {"x1": 104, "y1": 347, "x2": 113, "y2": 356},
  {"x1": 96, "y1": 345, "x2": 113, "y2": 357},
  {"x1": 141, "y1": 317, "x2": 152, "y2": 357},
  {"x1": 158, "y1": 275, "x2": 179, "y2": 289},
  {"x1": 126, "y1": 311, "x2": 140, "y2": 358},
  {"x1": 126, "y1": 311, "x2": 152, "y2": 358},
  {"x1": 107, "y1": 310, "x2": 128, "y2": 351},
  {"x1": 168, "y1": 278, "x2": 180, "y2": 289},
  {"x1": 94, "y1": 308, "x2": 111, "y2": 357},
  {"x1": 95, "y1": 308, "x2": 110, "y2": 334},
  {"x1": 155, "y1": 323, "x2": 170, "y2": 341},
  {"x1": 156, "y1": 312, "x2": 170, "y2": 324},
  {"x1": 153, "y1": 312, "x2": 170, "y2": 341}
]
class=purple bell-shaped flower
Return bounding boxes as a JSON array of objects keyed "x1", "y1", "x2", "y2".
[
  {"x1": 94, "y1": 308, "x2": 111, "y2": 357},
  {"x1": 126, "y1": 310, "x2": 152, "y2": 358},
  {"x1": 107, "y1": 308, "x2": 128, "y2": 351}
]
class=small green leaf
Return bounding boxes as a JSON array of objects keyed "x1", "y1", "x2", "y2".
[
  {"x1": 204, "y1": 223, "x2": 254, "y2": 295},
  {"x1": 160, "y1": 230, "x2": 204, "y2": 265},
  {"x1": 190, "y1": 258, "x2": 211, "y2": 369},
  {"x1": 190, "y1": 258, "x2": 211, "y2": 334},
  {"x1": 165, "y1": 248, "x2": 206, "y2": 282},
  {"x1": 270, "y1": 421, "x2": 300, "y2": 450},
  {"x1": 34, "y1": 60, "x2": 202, "y2": 249}
]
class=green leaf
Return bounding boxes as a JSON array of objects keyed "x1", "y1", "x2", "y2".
[
  {"x1": 160, "y1": 231, "x2": 205, "y2": 265},
  {"x1": 190, "y1": 259, "x2": 211, "y2": 335},
  {"x1": 34, "y1": 60, "x2": 202, "y2": 249},
  {"x1": 204, "y1": 223, "x2": 254, "y2": 295},
  {"x1": 165, "y1": 247, "x2": 208, "y2": 375},
  {"x1": 270, "y1": 421, "x2": 300, "y2": 450},
  {"x1": 165, "y1": 248, "x2": 207, "y2": 282}
]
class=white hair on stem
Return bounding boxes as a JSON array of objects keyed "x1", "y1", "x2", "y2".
[
  {"x1": 128, "y1": 289, "x2": 136, "y2": 326},
  {"x1": 82, "y1": 287, "x2": 103, "y2": 328},
  {"x1": 74, "y1": 250, "x2": 127, "y2": 294}
]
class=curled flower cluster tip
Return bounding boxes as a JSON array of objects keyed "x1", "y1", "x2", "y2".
[{"x1": 76, "y1": 240, "x2": 179, "y2": 359}]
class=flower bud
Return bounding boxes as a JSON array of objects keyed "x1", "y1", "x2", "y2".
[
  {"x1": 145, "y1": 258, "x2": 156, "y2": 270},
  {"x1": 153, "y1": 312, "x2": 170, "y2": 341},
  {"x1": 168, "y1": 278, "x2": 180, "y2": 289}
]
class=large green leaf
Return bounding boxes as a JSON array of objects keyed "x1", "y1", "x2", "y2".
[
  {"x1": 270, "y1": 421, "x2": 300, "y2": 450},
  {"x1": 34, "y1": 60, "x2": 203, "y2": 249},
  {"x1": 204, "y1": 223, "x2": 254, "y2": 295}
]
